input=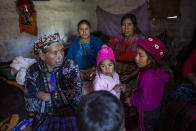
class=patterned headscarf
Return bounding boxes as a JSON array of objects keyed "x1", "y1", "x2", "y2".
[{"x1": 33, "y1": 33, "x2": 60, "y2": 55}]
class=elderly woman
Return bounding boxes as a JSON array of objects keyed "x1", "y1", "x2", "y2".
[
  {"x1": 68, "y1": 20, "x2": 103, "y2": 94},
  {"x1": 24, "y1": 33, "x2": 83, "y2": 130}
]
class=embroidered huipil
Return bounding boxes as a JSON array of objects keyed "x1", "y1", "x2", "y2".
[
  {"x1": 68, "y1": 35, "x2": 103, "y2": 69},
  {"x1": 46, "y1": 72, "x2": 57, "y2": 93},
  {"x1": 75, "y1": 41, "x2": 94, "y2": 69},
  {"x1": 24, "y1": 58, "x2": 83, "y2": 113},
  {"x1": 108, "y1": 34, "x2": 145, "y2": 62}
]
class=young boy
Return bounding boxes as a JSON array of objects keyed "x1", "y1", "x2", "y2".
[{"x1": 76, "y1": 91, "x2": 126, "y2": 131}]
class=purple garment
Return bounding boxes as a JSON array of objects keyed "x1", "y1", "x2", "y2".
[
  {"x1": 130, "y1": 68, "x2": 170, "y2": 111},
  {"x1": 37, "y1": 108, "x2": 78, "y2": 131},
  {"x1": 93, "y1": 72, "x2": 120, "y2": 99},
  {"x1": 96, "y1": 2, "x2": 151, "y2": 37}
]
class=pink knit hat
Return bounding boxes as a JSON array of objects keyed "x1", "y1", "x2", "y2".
[
  {"x1": 97, "y1": 44, "x2": 116, "y2": 66},
  {"x1": 137, "y1": 36, "x2": 165, "y2": 64}
]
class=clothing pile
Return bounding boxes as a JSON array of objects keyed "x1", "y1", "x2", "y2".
[{"x1": 10, "y1": 56, "x2": 36, "y2": 85}]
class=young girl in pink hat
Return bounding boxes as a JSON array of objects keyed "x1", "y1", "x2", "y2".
[
  {"x1": 125, "y1": 36, "x2": 170, "y2": 131},
  {"x1": 93, "y1": 45, "x2": 125, "y2": 99}
]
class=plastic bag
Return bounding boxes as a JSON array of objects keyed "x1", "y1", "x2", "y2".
[{"x1": 10, "y1": 56, "x2": 36, "y2": 85}]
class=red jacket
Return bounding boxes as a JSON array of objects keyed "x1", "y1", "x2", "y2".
[{"x1": 182, "y1": 48, "x2": 196, "y2": 78}]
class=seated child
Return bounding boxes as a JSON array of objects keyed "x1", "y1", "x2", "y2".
[
  {"x1": 126, "y1": 36, "x2": 170, "y2": 131},
  {"x1": 93, "y1": 45, "x2": 125, "y2": 99}
]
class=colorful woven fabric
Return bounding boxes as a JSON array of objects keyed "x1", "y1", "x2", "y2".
[
  {"x1": 25, "y1": 58, "x2": 83, "y2": 113},
  {"x1": 37, "y1": 116, "x2": 78, "y2": 131},
  {"x1": 108, "y1": 34, "x2": 145, "y2": 62},
  {"x1": 46, "y1": 72, "x2": 57, "y2": 93},
  {"x1": 33, "y1": 33, "x2": 60, "y2": 55},
  {"x1": 37, "y1": 108, "x2": 78, "y2": 131}
]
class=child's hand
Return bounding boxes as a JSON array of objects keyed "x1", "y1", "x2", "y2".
[
  {"x1": 113, "y1": 84, "x2": 121, "y2": 93},
  {"x1": 125, "y1": 98, "x2": 131, "y2": 107},
  {"x1": 80, "y1": 67, "x2": 96, "y2": 81},
  {"x1": 120, "y1": 75, "x2": 131, "y2": 83},
  {"x1": 119, "y1": 84, "x2": 126, "y2": 93}
]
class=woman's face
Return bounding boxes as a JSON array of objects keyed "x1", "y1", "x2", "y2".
[
  {"x1": 135, "y1": 47, "x2": 150, "y2": 68},
  {"x1": 41, "y1": 43, "x2": 64, "y2": 71},
  {"x1": 78, "y1": 23, "x2": 91, "y2": 41},
  {"x1": 121, "y1": 18, "x2": 135, "y2": 38},
  {"x1": 99, "y1": 59, "x2": 115, "y2": 77}
]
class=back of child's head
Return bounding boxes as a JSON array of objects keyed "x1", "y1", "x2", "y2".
[
  {"x1": 76, "y1": 91, "x2": 125, "y2": 131},
  {"x1": 137, "y1": 36, "x2": 166, "y2": 65},
  {"x1": 96, "y1": 44, "x2": 116, "y2": 66}
]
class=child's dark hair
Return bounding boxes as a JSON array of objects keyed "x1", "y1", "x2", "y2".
[
  {"x1": 77, "y1": 19, "x2": 91, "y2": 29},
  {"x1": 121, "y1": 13, "x2": 141, "y2": 34},
  {"x1": 76, "y1": 91, "x2": 125, "y2": 131}
]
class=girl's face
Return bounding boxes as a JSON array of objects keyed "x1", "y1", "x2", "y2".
[
  {"x1": 78, "y1": 23, "x2": 91, "y2": 41},
  {"x1": 121, "y1": 18, "x2": 135, "y2": 38},
  {"x1": 135, "y1": 47, "x2": 151, "y2": 68},
  {"x1": 99, "y1": 59, "x2": 115, "y2": 77}
]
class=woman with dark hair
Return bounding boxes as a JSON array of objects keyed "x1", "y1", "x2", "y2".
[
  {"x1": 68, "y1": 19, "x2": 103, "y2": 94},
  {"x1": 108, "y1": 13, "x2": 145, "y2": 117},
  {"x1": 108, "y1": 14, "x2": 145, "y2": 83},
  {"x1": 68, "y1": 20, "x2": 103, "y2": 69},
  {"x1": 120, "y1": 14, "x2": 141, "y2": 36},
  {"x1": 108, "y1": 14, "x2": 145, "y2": 84}
]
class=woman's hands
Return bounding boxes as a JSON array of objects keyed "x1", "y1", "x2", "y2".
[
  {"x1": 113, "y1": 84, "x2": 132, "y2": 106},
  {"x1": 37, "y1": 91, "x2": 51, "y2": 101},
  {"x1": 113, "y1": 84, "x2": 126, "y2": 93},
  {"x1": 120, "y1": 69, "x2": 140, "y2": 83},
  {"x1": 120, "y1": 74, "x2": 132, "y2": 83}
]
